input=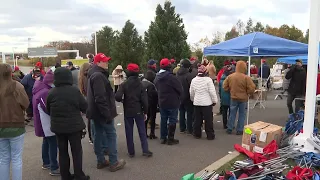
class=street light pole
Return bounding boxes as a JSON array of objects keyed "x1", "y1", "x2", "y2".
[
  {"x1": 28, "y1": 38, "x2": 31, "y2": 49},
  {"x1": 95, "y1": 31, "x2": 98, "y2": 55},
  {"x1": 12, "y1": 47, "x2": 15, "y2": 67}
]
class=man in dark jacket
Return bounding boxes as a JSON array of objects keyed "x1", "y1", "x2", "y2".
[
  {"x1": 154, "y1": 58, "x2": 183, "y2": 145},
  {"x1": 285, "y1": 59, "x2": 306, "y2": 114},
  {"x1": 176, "y1": 59, "x2": 194, "y2": 134},
  {"x1": 258, "y1": 59, "x2": 271, "y2": 89},
  {"x1": 46, "y1": 67, "x2": 89, "y2": 180},
  {"x1": 142, "y1": 62, "x2": 158, "y2": 139},
  {"x1": 115, "y1": 63, "x2": 153, "y2": 157},
  {"x1": 21, "y1": 68, "x2": 42, "y2": 121},
  {"x1": 86, "y1": 53, "x2": 126, "y2": 172}
]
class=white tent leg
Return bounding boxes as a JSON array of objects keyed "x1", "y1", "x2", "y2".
[{"x1": 247, "y1": 56, "x2": 251, "y2": 125}]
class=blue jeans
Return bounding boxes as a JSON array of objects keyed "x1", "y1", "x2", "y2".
[
  {"x1": 0, "y1": 133, "x2": 25, "y2": 180},
  {"x1": 42, "y1": 136, "x2": 59, "y2": 171},
  {"x1": 227, "y1": 100, "x2": 247, "y2": 132},
  {"x1": 160, "y1": 108, "x2": 179, "y2": 139},
  {"x1": 90, "y1": 120, "x2": 108, "y2": 152},
  {"x1": 93, "y1": 120, "x2": 118, "y2": 165}
]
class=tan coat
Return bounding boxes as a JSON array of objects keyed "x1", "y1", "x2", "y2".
[
  {"x1": 0, "y1": 81, "x2": 29, "y2": 128},
  {"x1": 223, "y1": 61, "x2": 256, "y2": 102},
  {"x1": 112, "y1": 65, "x2": 126, "y2": 85},
  {"x1": 206, "y1": 63, "x2": 216, "y2": 79}
]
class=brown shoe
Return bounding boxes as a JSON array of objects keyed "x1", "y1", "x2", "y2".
[
  {"x1": 109, "y1": 159, "x2": 126, "y2": 172},
  {"x1": 97, "y1": 160, "x2": 110, "y2": 169}
]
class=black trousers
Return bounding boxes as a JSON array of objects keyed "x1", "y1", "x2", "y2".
[
  {"x1": 193, "y1": 105, "x2": 214, "y2": 138},
  {"x1": 221, "y1": 105, "x2": 230, "y2": 128},
  {"x1": 26, "y1": 98, "x2": 33, "y2": 118},
  {"x1": 56, "y1": 132, "x2": 86, "y2": 180},
  {"x1": 146, "y1": 102, "x2": 157, "y2": 135},
  {"x1": 87, "y1": 119, "x2": 92, "y2": 141},
  {"x1": 114, "y1": 85, "x2": 119, "y2": 93},
  {"x1": 287, "y1": 93, "x2": 304, "y2": 114}
]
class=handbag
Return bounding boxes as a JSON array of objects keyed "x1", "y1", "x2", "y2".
[{"x1": 38, "y1": 98, "x2": 55, "y2": 137}]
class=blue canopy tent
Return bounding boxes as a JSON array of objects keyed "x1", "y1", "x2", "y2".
[
  {"x1": 277, "y1": 56, "x2": 308, "y2": 65},
  {"x1": 204, "y1": 32, "x2": 308, "y2": 57}
]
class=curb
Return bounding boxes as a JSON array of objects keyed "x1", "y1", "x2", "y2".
[{"x1": 195, "y1": 151, "x2": 240, "y2": 177}]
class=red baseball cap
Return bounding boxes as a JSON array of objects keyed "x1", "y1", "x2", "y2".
[
  {"x1": 170, "y1": 59, "x2": 176, "y2": 63},
  {"x1": 190, "y1": 57, "x2": 196, "y2": 61},
  {"x1": 262, "y1": 59, "x2": 266, "y2": 63},
  {"x1": 94, "y1": 53, "x2": 111, "y2": 64},
  {"x1": 127, "y1": 63, "x2": 140, "y2": 72},
  {"x1": 160, "y1": 58, "x2": 171, "y2": 68}
]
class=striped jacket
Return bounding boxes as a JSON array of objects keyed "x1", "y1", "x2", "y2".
[{"x1": 190, "y1": 76, "x2": 218, "y2": 106}]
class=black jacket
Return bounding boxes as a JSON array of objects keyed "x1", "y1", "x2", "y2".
[
  {"x1": 141, "y1": 78, "x2": 158, "y2": 106},
  {"x1": 86, "y1": 65, "x2": 118, "y2": 123},
  {"x1": 144, "y1": 68, "x2": 157, "y2": 83},
  {"x1": 115, "y1": 73, "x2": 148, "y2": 117},
  {"x1": 285, "y1": 66, "x2": 306, "y2": 96},
  {"x1": 154, "y1": 70, "x2": 183, "y2": 109},
  {"x1": 46, "y1": 67, "x2": 87, "y2": 134},
  {"x1": 176, "y1": 67, "x2": 192, "y2": 104},
  {"x1": 258, "y1": 63, "x2": 271, "y2": 78}
]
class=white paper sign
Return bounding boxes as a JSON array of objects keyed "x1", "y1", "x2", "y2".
[{"x1": 259, "y1": 131, "x2": 268, "y2": 142}]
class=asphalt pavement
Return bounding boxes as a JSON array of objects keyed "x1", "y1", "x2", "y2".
[{"x1": 22, "y1": 93, "x2": 289, "y2": 180}]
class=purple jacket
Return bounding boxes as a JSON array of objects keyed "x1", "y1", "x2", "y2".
[{"x1": 32, "y1": 70, "x2": 54, "y2": 137}]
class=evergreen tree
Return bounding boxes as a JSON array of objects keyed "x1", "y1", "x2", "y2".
[{"x1": 144, "y1": 1, "x2": 191, "y2": 61}]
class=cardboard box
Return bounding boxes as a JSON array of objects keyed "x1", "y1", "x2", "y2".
[{"x1": 242, "y1": 121, "x2": 282, "y2": 153}]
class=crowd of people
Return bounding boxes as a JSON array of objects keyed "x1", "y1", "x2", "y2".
[{"x1": 9, "y1": 52, "x2": 312, "y2": 180}]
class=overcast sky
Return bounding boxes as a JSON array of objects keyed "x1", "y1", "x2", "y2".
[{"x1": 0, "y1": 0, "x2": 310, "y2": 53}]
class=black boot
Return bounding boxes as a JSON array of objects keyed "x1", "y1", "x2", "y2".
[{"x1": 167, "y1": 124, "x2": 179, "y2": 145}]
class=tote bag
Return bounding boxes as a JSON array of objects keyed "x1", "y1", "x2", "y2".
[{"x1": 38, "y1": 98, "x2": 55, "y2": 137}]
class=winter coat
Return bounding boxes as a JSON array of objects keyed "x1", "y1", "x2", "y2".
[
  {"x1": 70, "y1": 67, "x2": 79, "y2": 88},
  {"x1": 13, "y1": 70, "x2": 25, "y2": 80},
  {"x1": 223, "y1": 61, "x2": 256, "y2": 102},
  {"x1": 219, "y1": 74, "x2": 231, "y2": 106},
  {"x1": 154, "y1": 70, "x2": 183, "y2": 109},
  {"x1": 186, "y1": 66, "x2": 198, "y2": 86},
  {"x1": 258, "y1": 63, "x2": 270, "y2": 78},
  {"x1": 141, "y1": 78, "x2": 158, "y2": 107},
  {"x1": 46, "y1": 68, "x2": 87, "y2": 134},
  {"x1": 21, "y1": 73, "x2": 40, "y2": 100},
  {"x1": 282, "y1": 68, "x2": 291, "y2": 90},
  {"x1": 176, "y1": 67, "x2": 192, "y2": 105},
  {"x1": 32, "y1": 70, "x2": 54, "y2": 137},
  {"x1": 144, "y1": 68, "x2": 157, "y2": 83},
  {"x1": 190, "y1": 75, "x2": 218, "y2": 106},
  {"x1": 86, "y1": 65, "x2": 118, "y2": 123},
  {"x1": 250, "y1": 67, "x2": 258, "y2": 75},
  {"x1": 0, "y1": 81, "x2": 29, "y2": 128},
  {"x1": 206, "y1": 63, "x2": 216, "y2": 79},
  {"x1": 115, "y1": 73, "x2": 148, "y2": 117},
  {"x1": 217, "y1": 69, "x2": 224, "y2": 84},
  {"x1": 285, "y1": 66, "x2": 306, "y2": 96},
  {"x1": 112, "y1": 65, "x2": 126, "y2": 85}
]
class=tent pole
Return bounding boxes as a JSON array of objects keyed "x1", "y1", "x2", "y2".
[
  {"x1": 247, "y1": 56, "x2": 251, "y2": 125},
  {"x1": 292, "y1": 0, "x2": 320, "y2": 152}
]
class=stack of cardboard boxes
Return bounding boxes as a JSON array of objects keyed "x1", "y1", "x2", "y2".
[{"x1": 242, "y1": 121, "x2": 283, "y2": 153}]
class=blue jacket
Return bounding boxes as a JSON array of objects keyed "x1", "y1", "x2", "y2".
[
  {"x1": 21, "y1": 73, "x2": 36, "y2": 99},
  {"x1": 154, "y1": 70, "x2": 183, "y2": 109},
  {"x1": 219, "y1": 74, "x2": 231, "y2": 106},
  {"x1": 258, "y1": 63, "x2": 270, "y2": 78}
]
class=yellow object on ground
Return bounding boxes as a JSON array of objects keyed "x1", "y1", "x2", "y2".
[{"x1": 61, "y1": 59, "x2": 88, "y2": 66}]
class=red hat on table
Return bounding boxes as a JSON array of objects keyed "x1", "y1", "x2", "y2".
[
  {"x1": 160, "y1": 58, "x2": 171, "y2": 68},
  {"x1": 127, "y1": 63, "x2": 140, "y2": 72},
  {"x1": 94, "y1": 53, "x2": 111, "y2": 64}
]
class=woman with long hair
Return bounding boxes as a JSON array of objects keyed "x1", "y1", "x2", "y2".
[{"x1": 0, "y1": 64, "x2": 30, "y2": 180}]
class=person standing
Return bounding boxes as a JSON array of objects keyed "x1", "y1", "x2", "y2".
[
  {"x1": 112, "y1": 65, "x2": 126, "y2": 93},
  {"x1": 35, "y1": 61, "x2": 46, "y2": 76},
  {"x1": 282, "y1": 64, "x2": 291, "y2": 95},
  {"x1": 176, "y1": 59, "x2": 193, "y2": 134},
  {"x1": 32, "y1": 70, "x2": 60, "y2": 176},
  {"x1": 21, "y1": 68, "x2": 42, "y2": 122},
  {"x1": 154, "y1": 58, "x2": 183, "y2": 145},
  {"x1": 219, "y1": 65, "x2": 234, "y2": 129},
  {"x1": 142, "y1": 61, "x2": 158, "y2": 139},
  {"x1": 223, "y1": 61, "x2": 256, "y2": 135},
  {"x1": 0, "y1": 64, "x2": 29, "y2": 180},
  {"x1": 86, "y1": 53, "x2": 126, "y2": 171},
  {"x1": 66, "y1": 61, "x2": 80, "y2": 88},
  {"x1": 115, "y1": 63, "x2": 153, "y2": 157},
  {"x1": 258, "y1": 59, "x2": 271, "y2": 90},
  {"x1": 13, "y1": 66, "x2": 25, "y2": 80},
  {"x1": 285, "y1": 59, "x2": 307, "y2": 114},
  {"x1": 190, "y1": 65, "x2": 218, "y2": 140},
  {"x1": 216, "y1": 60, "x2": 231, "y2": 116},
  {"x1": 46, "y1": 67, "x2": 90, "y2": 180}
]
